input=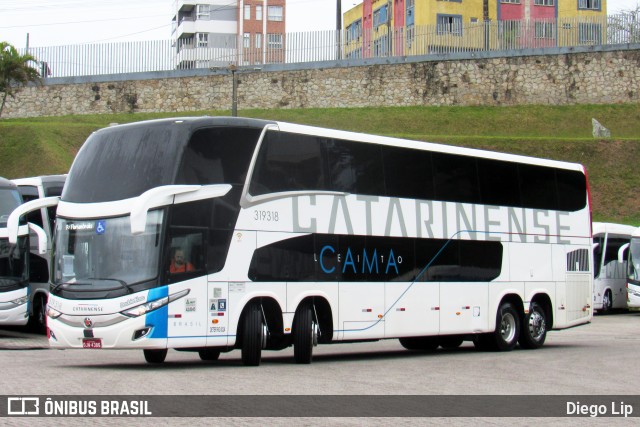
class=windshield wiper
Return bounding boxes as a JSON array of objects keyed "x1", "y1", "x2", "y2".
[
  {"x1": 51, "y1": 281, "x2": 92, "y2": 294},
  {"x1": 88, "y1": 277, "x2": 134, "y2": 294}
]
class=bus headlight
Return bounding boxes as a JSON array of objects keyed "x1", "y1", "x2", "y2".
[
  {"x1": 11, "y1": 296, "x2": 29, "y2": 306},
  {"x1": 120, "y1": 289, "x2": 190, "y2": 318},
  {"x1": 47, "y1": 306, "x2": 62, "y2": 319}
]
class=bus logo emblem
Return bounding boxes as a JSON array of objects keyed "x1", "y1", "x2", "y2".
[{"x1": 84, "y1": 318, "x2": 93, "y2": 328}]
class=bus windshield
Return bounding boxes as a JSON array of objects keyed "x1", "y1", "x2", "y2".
[
  {"x1": 0, "y1": 188, "x2": 22, "y2": 226},
  {"x1": 629, "y1": 239, "x2": 640, "y2": 283},
  {"x1": 0, "y1": 237, "x2": 28, "y2": 290},
  {"x1": 53, "y1": 210, "x2": 164, "y2": 296}
]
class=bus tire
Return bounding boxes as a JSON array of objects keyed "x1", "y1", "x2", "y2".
[
  {"x1": 29, "y1": 294, "x2": 47, "y2": 335},
  {"x1": 493, "y1": 302, "x2": 520, "y2": 351},
  {"x1": 293, "y1": 303, "x2": 317, "y2": 364},
  {"x1": 144, "y1": 349, "x2": 167, "y2": 364},
  {"x1": 518, "y1": 302, "x2": 547, "y2": 349},
  {"x1": 399, "y1": 337, "x2": 439, "y2": 351},
  {"x1": 199, "y1": 349, "x2": 221, "y2": 361},
  {"x1": 241, "y1": 302, "x2": 264, "y2": 366},
  {"x1": 439, "y1": 335, "x2": 464, "y2": 349}
]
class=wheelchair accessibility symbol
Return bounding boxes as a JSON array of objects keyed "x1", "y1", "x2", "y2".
[{"x1": 96, "y1": 220, "x2": 106, "y2": 235}]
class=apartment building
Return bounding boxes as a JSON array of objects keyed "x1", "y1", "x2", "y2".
[
  {"x1": 172, "y1": 0, "x2": 286, "y2": 69},
  {"x1": 344, "y1": 0, "x2": 607, "y2": 58}
]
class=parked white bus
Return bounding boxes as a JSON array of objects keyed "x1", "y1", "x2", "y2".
[
  {"x1": 626, "y1": 228, "x2": 640, "y2": 310},
  {"x1": 1, "y1": 176, "x2": 52, "y2": 330},
  {"x1": 592, "y1": 222, "x2": 636, "y2": 313},
  {"x1": 9, "y1": 118, "x2": 593, "y2": 365},
  {"x1": 0, "y1": 177, "x2": 30, "y2": 327},
  {"x1": 9, "y1": 175, "x2": 66, "y2": 333}
]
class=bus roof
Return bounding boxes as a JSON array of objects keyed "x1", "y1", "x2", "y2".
[
  {"x1": 593, "y1": 222, "x2": 637, "y2": 238},
  {"x1": 95, "y1": 116, "x2": 585, "y2": 173}
]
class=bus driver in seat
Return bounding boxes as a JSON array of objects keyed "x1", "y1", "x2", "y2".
[{"x1": 170, "y1": 248, "x2": 195, "y2": 274}]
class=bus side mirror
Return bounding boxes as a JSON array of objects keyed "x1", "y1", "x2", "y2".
[
  {"x1": 28, "y1": 223, "x2": 48, "y2": 255},
  {"x1": 619, "y1": 243, "x2": 630, "y2": 263},
  {"x1": 7, "y1": 196, "x2": 60, "y2": 244}
]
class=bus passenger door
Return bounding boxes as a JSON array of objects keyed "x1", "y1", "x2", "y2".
[{"x1": 206, "y1": 281, "x2": 229, "y2": 347}]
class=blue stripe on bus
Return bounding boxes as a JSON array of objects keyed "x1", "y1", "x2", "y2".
[{"x1": 147, "y1": 286, "x2": 168, "y2": 339}]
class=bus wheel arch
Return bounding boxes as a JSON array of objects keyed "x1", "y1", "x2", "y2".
[
  {"x1": 475, "y1": 294, "x2": 522, "y2": 352},
  {"x1": 291, "y1": 297, "x2": 333, "y2": 364}
]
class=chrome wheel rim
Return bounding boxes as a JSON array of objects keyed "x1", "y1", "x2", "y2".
[
  {"x1": 528, "y1": 310, "x2": 546, "y2": 341},
  {"x1": 500, "y1": 312, "x2": 517, "y2": 343}
]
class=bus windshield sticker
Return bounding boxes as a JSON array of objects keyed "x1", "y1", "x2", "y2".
[{"x1": 96, "y1": 220, "x2": 106, "y2": 235}]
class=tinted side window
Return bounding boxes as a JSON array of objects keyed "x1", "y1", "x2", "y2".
[
  {"x1": 326, "y1": 138, "x2": 384, "y2": 195},
  {"x1": 178, "y1": 127, "x2": 261, "y2": 186},
  {"x1": 383, "y1": 146, "x2": 434, "y2": 200},
  {"x1": 519, "y1": 164, "x2": 557, "y2": 210},
  {"x1": 248, "y1": 234, "x2": 316, "y2": 281},
  {"x1": 556, "y1": 169, "x2": 587, "y2": 211},
  {"x1": 248, "y1": 234, "x2": 502, "y2": 283},
  {"x1": 415, "y1": 238, "x2": 503, "y2": 282},
  {"x1": 478, "y1": 158, "x2": 520, "y2": 207},
  {"x1": 249, "y1": 131, "x2": 327, "y2": 195},
  {"x1": 593, "y1": 236, "x2": 604, "y2": 278},
  {"x1": 432, "y1": 152, "x2": 480, "y2": 204}
]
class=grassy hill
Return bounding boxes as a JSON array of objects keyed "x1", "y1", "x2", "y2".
[{"x1": 1, "y1": 103, "x2": 640, "y2": 224}]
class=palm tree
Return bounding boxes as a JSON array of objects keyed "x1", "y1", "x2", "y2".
[{"x1": 0, "y1": 41, "x2": 41, "y2": 118}]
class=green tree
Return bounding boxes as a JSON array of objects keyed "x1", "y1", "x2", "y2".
[{"x1": 0, "y1": 41, "x2": 41, "y2": 118}]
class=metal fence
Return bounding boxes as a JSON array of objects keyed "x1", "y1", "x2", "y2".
[{"x1": 21, "y1": 14, "x2": 640, "y2": 79}]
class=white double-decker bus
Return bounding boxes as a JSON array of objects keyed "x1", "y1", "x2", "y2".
[{"x1": 10, "y1": 117, "x2": 593, "y2": 365}]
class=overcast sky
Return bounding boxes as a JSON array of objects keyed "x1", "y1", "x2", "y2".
[{"x1": 0, "y1": 0, "x2": 636, "y2": 49}]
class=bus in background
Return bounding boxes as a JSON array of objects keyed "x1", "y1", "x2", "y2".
[
  {"x1": 626, "y1": 228, "x2": 640, "y2": 310},
  {"x1": 0, "y1": 177, "x2": 37, "y2": 329},
  {"x1": 10, "y1": 175, "x2": 66, "y2": 333},
  {"x1": 9, "y1": 118, "x2": 593, "y2": 365},
  {"x1": 592, "y1": 222, "x2": 636, "y2": 314}
]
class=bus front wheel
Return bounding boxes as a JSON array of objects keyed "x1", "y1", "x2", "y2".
[
  {"x1": 241, "y1": 302, "x2": 266, "y2": 366},
  {"x1": 144, "y1": 349, "x2": 167, "y2": 364},
  {"x1": 293, "y1": 303, "x2": 318, "y2": 364},
  {"x1": 494, "y1": 302, "x2": 520, "y2": 351},
  {"x1": 199, "y1": 349, "x2": 221, "y2": 361},
  {"x1": 474, "y1": 302, "x2": 520, "y2": 352}
]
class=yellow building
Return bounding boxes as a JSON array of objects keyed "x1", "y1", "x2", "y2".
[{"x1": 344, "y1": 0, "x2": 608, "y2": 57}]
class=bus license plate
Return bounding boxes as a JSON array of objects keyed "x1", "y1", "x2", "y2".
[{"x1": 82, "y1": 338, "x2": 102, "y2": 349}]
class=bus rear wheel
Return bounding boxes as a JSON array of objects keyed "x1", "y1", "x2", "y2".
[
  {"x1": 519, "y1": 302, "x2": 547, "y2": 349},
  {"x1": 474, "y1": 302, "x2": 520, "y2": 352},
  {"x1": 241, "y1": 302, "x2": 266, "y2": 366},
  {"x1": 293, "y1": 303, "x2": 318, "y2": 364},
  {"x1": 144, "y1": 349, "x2": 168, "y2": 364}
]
